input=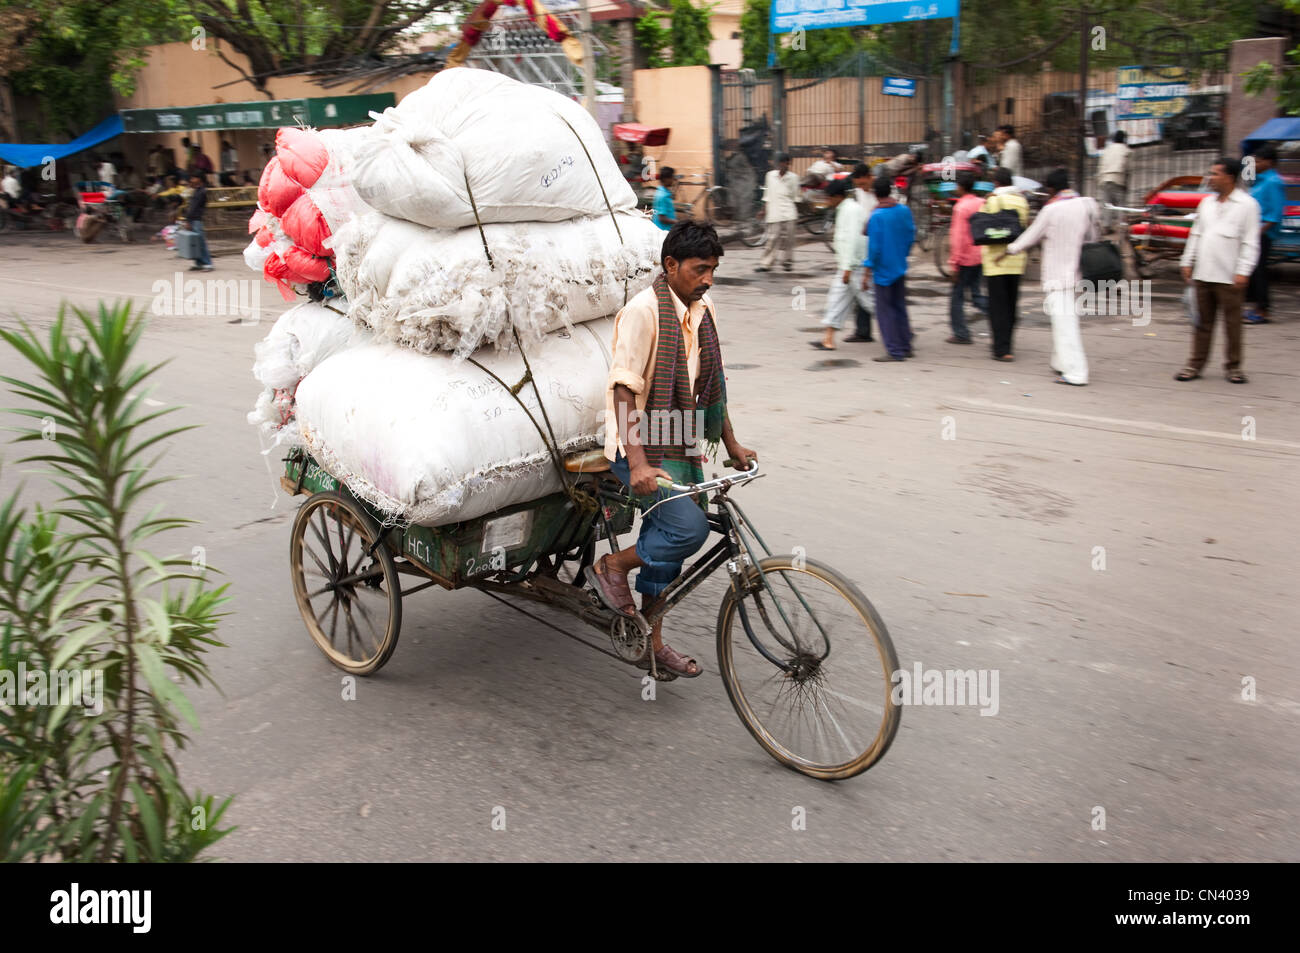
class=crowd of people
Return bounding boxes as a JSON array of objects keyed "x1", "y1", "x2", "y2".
[{"x1": 740, "y1": 130, "x2": 1283, "y2": 387}]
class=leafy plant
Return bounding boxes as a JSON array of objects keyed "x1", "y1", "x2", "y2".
[
  {"x1": 638, "y1": 0, "x2": 715, "y2": 69},
  {"x1": 0, "y1": 302, "x2": 233, "y2": 862}
]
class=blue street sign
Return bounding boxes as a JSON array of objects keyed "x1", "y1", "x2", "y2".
[
  {"x1": 770, "y1": 0, "x2": 959, "y2": 35},
  {"x1": 882, "y1": 77, "x2": 917, "y2": 97}
]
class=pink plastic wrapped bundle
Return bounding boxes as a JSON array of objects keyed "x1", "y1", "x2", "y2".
[
  {"x1": 281, "y1": 193, "x2": 331, "y2": 257},
  {"x1": 258, "y1": 156, "x2": 304, "y2": 217},
  {"x1": 276, "y1": 127, "x2": 330, "y2": 188}
]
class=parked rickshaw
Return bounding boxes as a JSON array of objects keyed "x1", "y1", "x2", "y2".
[{"x1": 1109, "y1": 175, "x2": 1208, "y2": 277}]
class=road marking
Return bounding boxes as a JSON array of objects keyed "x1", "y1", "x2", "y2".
[{"x1": 949, "y1": 397, "x2": 1300, "y2": 450}]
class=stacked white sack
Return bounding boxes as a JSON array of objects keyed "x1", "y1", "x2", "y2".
[
  {"x1": 246, "y1": 301, "x2": 373, "y2": 448},
  {"x1": 331, "y1": 209, "x2": 660, "y2": 356},
  {"x1": 350, "y1": 69, "x2": 637, "y2": 228},
  {"x1": 295, "y1": 317, "x2": 614, "y2": 527}
]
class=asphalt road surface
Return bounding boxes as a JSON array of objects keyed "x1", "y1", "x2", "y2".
[{"x1": 0, "y1": 224, "x2": 1295, "y2": 862}]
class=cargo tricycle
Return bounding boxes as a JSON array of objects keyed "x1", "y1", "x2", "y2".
[{"x1": 281, "y1": 444, "x2": 900, "y2": 781}]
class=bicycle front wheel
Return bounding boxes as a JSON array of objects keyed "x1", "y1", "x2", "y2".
[
  {"x1": 934, "y1": 228, "x2": 952, "y2": 277},
  {"x1": 705, "y1": 186, "x2": 736, "y2": 226},
  {"x1": 716, "y1": 555, "x2": 900, "y2": 780}
]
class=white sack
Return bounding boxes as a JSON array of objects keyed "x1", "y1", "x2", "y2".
[
  {"x1": 332, "y1": 209, "x2": 660, "y2": 356},
  {"x1": 350, "y1": 68, "x2": 636, "y2": 228},
  {"x1": 247, "y1": 301, "x2": 373, "y2": 447},
  {"x1": 295, "y1": 317, "x2": 614, "y2": 527}
]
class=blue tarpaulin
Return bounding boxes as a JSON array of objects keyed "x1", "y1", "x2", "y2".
[
  {"x1": 0, "y1": 114, "x2": 124, "y2": 168},
  {"x1": 1241, "y1": 117, "x2": 1300, "y2": 154}
]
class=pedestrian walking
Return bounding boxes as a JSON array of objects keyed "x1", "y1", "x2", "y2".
[
  {"x1": 652, "y1": 166, "x2": 677, "y2": 231},
  {"x1": 756, "y1": 153, "x2": 800, "y2": 272},
  {"x1": 1174, "y1": 157, "x2": 1260, "y2": 384},
  {"x1": 946, "y1": 170, "x2": 988, "y2": 345},
  {"x1": 862, "y1": 175, "x2": 915, "y2": 361},
  {"x1": 1245, "y1": 144, "x2": 1283, "y2": 324},
  {"x1": 184, "y1": 173, "x2": 214, "y2": 272},
  {"x1": 1097, "y1": 130, "x2": 1130, "y2": 232},
  {"x1": 1002, "y1": 168, "x2": 1099, "y2": 385},
  {"x1": 980, "y1": 167, "x2": 1030, "y2": 361},
  {"x1": 814, "y1": 178, "x2": 873, "y2": 349}
]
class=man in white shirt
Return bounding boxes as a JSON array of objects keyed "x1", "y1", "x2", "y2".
[
  {"x1": 1097, "y1": 130, "x2": 1130, "y2": 232},
  {"x1": 756, "y1": 153, "x2": 801, "y2": 272},
  {"x1": 805, "y1": 148, "x2": 842, "y2": 181},
  {"x1": 814, "y1": 178, "x2": 874, "y2": 349},
  {"x1": 1, "y1": 167, "x2": 21, "y2": 202},
  {"x1": 96, "y1": 156, "x2": 116, "y2": 187},
  {"x1": 1175, "y1": 157, "x2": 1261, "y2": 384},
  {"x1": 996, "y1": 125, "x2": 1022, "y2": 178}
]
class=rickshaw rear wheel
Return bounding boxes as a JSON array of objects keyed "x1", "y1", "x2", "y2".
[
  {"x1": 290, "y1": 490, "x2": 402, "y2": 676},
  {"x1": 716, "y1": 555, "x2": 900, "y2": 781}
]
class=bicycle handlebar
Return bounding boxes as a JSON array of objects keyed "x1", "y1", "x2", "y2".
[{"x1": 656, "y1": 459, "x2": 761, "y2": 494}]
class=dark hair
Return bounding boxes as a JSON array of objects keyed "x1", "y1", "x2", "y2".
[
  {"x1": 824, "y1": 177, "x2": 852, "y2": 197},
  {"x1": 777, "y1": 152, "x2": 791, "y2": 163},
  {"x1": 1045, "y1": 167, "x2": 1070, "y2": 191},
  {"x1": 872, "y1": 175, "x2": 893, "y2": 199},
  {"x1": 1254, "y1": 144, "x2": 1278, "y2": 163},
  {"x1": 659, "y1": 165, "x2": 675, "y2": 182},
  {"x1": 992, "y1": 166, "x2": 1013, "y2": 187},
  {"x1": 662, "y1": 220, "x2": 724, "y2": 266},
  {"x1": 955, "y1": 169, "x2": 976, "y2": 193},
  {"x1": 851, "y1": 162, "x2": 871, "y2": 178},
  {"x1": 998, "y1": 124, "x2": 1016, "y2": 138},
  {"x1": 1213, "y1": 156, "x2": 1241, "y2": 181},
  {"x1": 1112, "y1": 130, "x2": 1127, "y2": 144}
]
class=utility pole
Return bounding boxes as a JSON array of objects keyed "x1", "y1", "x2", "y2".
[
  {"x1": 1078, "y1": 6, "x2": 1088, "y2": 192},
  {"x1": 579, "y1": 0, "x2": 599, "y2": 120}
]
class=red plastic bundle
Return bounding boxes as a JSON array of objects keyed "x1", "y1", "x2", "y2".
[
  {"x1": 276, "y1": 127, "x2": 330, "y2": 189},
  {"x1": 258, "y1": 156, "x2": 304, "y2": 217},
  {"x1": 255, "y1": 224, "x2": 274, "y2": 247},
  {"x1": 281, "y1": 193, "x2": 331, "y2": 257},
  {"x1": 283, "y1": 245, "x2": 331, "y2": 282}
]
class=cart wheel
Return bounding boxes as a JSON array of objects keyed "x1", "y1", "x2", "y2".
[
  {"x1": 716, "y1": 555, "x2": 900, "y2": 780},
  {"x1": 705, "y1": 186, "x2": 737, "y2": 226},
  {"x1": 914, "y1": 201, "x2": 934, "y2": 251},
  {"x1": 1127, "y1": 238, "x2": 1150, "y2": 278},
  {"x1": 290, "y1": 490, "x2": 402, "y2": 676},
  {"x1": 740, "y1": 209, "x2": 766, "y2": 247}
]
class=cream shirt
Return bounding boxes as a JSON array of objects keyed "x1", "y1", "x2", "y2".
[
  {"x1": 762, "y1": 169, "x2": 801, "y2": 223},
  {"x1": 1181, "y1": 189, "x2": 1262, "y2": 284},
  {"x1": 604, "y1": 282, "x2": 718, "y2": 461}
]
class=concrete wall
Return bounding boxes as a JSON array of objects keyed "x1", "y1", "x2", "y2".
[
  {"x1": 1227, "y1": 37, "x2": 1285, "y2": 153},
  {"x1": 632, "y1": 65, "x2": 714, "y2": 175}
]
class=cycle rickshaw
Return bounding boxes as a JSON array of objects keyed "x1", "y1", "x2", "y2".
[{"x1": 281, "y1": 438, "x2": 901, "y2": 781}]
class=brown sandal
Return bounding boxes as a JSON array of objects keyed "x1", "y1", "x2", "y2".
[
  {"x1": 639, "y1": 643, "x2": 702, "y2": 679},
  {"x1": 585, "y1": 555, "x2": 636, "y2": 617},
  {"x1": 1174, "y1": 368, "x2": 1201, "y2": 381}
]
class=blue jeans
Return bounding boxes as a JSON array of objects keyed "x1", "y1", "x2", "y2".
[
  {"x1": 190, "y1": 220, "x2": 212, "y2": 267},
  {"x1": 949, "y1": 264, "x2": 987, "y2": 341},
  {"x1": 610, "y1": 453, "x2": 710, "y2": 597}
]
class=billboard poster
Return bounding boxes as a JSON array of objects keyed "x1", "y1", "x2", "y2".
[{"x1": 1115, "y1": 65, "x2": 1191, "y2": 122}]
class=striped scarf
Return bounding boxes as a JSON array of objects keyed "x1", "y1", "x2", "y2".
[{"x1": 642, "y1": 272, "x2": 727, "y2": 487}]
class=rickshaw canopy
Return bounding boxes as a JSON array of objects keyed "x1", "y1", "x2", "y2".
[{"x1": 613, "y1": 124, "x2": 670, "y2": 147}]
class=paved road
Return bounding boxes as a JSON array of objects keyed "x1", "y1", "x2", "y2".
[{"x1": 0, "y1": 226, "x2": 1295, "y2": 861}]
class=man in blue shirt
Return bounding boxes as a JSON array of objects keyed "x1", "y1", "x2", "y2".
[
  {"x1": 862, "y1": 175, "x2": 916, "y2": 360},
  {"x1": 652, "y1": 166, "x2": 677, "y2": 231},
  {"x1": 1246, "y1": 145, "x2": 1284, "y2": 324}
]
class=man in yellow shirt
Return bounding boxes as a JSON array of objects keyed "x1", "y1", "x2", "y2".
[{"x1": 590, "y1": 221, "x2": 757, "y2": 678}]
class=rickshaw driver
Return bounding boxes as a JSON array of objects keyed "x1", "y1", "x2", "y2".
[{"x1": 587, "y1": 221, "x2": 758, "y2": 679}]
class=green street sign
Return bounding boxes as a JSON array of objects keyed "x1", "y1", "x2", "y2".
[{"x1": 120, "y1": 94, "x2": 395, "y2": 133}]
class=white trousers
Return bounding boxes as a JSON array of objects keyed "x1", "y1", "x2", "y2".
[
  {"x1": 821, "y1": 268, "x2": 873, "y2": 329},
  {"x1": 1044, "y1": 288, "x2": 1088, "y2": 384}
]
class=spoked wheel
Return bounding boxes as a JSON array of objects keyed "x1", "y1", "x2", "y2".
[
  {"x1": 914, "y1": 201, "x2": 934, "y2": 252},
  {"x1": 290, "y1": 490, "x2": 402, "y2": 676},
  {"x1": 717, "y1": 555, "x2": 900, "y2": 780},
  {"x1": 740, "y1": 209, "x2": 766, "y2": 247},
  {"x1": 705, "y1": 186, "x2": 737, "y2": 226}
]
